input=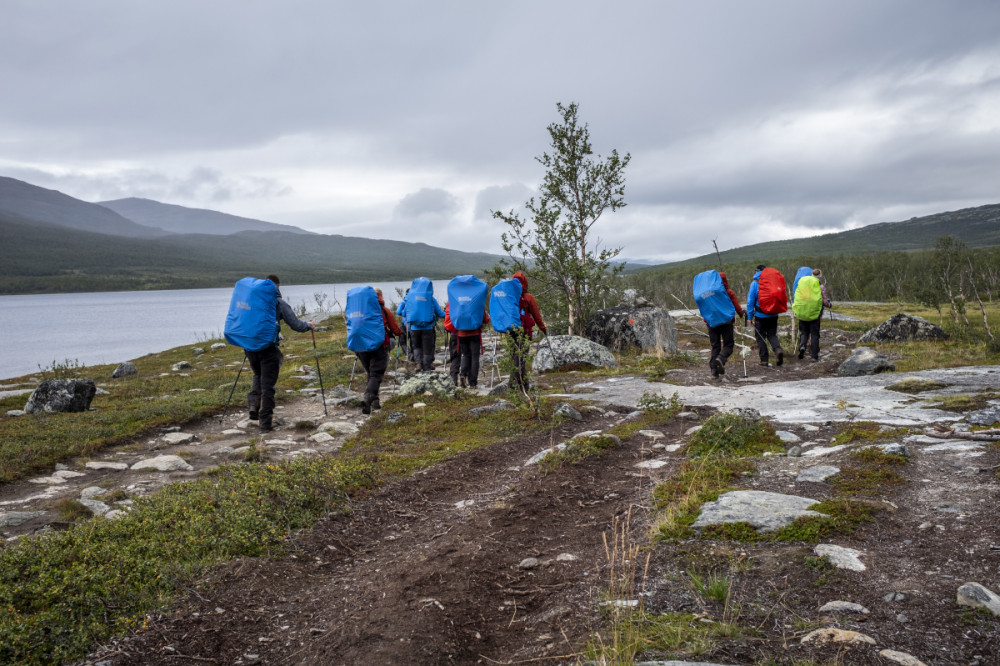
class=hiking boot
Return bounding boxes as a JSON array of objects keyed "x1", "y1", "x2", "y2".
[
  {"x1": 717, "y1": 361, "x2": 725, "y2": 375},
  {"x1": 459, "y1": 376, "x2": 468, "y2": 388},
  {"x1": 776, "y1": 351, "x2": 784, "y2": 367},
  {"x1": 709, "y1": 359, "x2": 720, "y2": 377},
  {"x1": 372, "y1": 397, "x2": 381, "y2": 411},
  {"x1": 758, "y1": 360, "x2": 769, "y2": 367},
  {"x1": 811, "y1": 356, "x2": 819, "y2": 363},
  {"x1": 249, "y1": 410, "x2": 259, "y2": 421},
  {"x1": 798, "y1": 347, "x2": 805, "y2": 360},
  {"x1": 361, "y1": 394, "x2": 373, "y2": 415},
  {"x1": 259, "y1": 424, "x2": 273, "y2": 434}
]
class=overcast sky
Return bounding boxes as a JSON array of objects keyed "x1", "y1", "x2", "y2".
[{"x1": 3, "y1": 1, "x2": 1000, "y2": 263}]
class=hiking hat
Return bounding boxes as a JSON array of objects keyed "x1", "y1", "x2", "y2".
[
  {"x1": 756, "y1": 264, "x2": 766, "y2": 271},
  {"x1": 812, "y1": 268, "x2": 822, "y2": 277}
]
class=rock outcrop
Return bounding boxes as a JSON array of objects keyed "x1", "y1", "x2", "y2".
[
  {"x1": 398, "y1": 371, "x2": 457, "y2": 398},
  {"x1": 532, "y1": 335, "x2": 617, "y2": 373},
  {"x1": 858, "y1": 313, "x2": 948, "y2": 343},
  {"x1": 837, "y1": 346, "x2": 895, "y2": 376},
  {"x1": 24, "y1": 379, "x2": 97, "y2": 414},
  {"x1": 585, "y1": 304, "x2": 677, "y2": 354},
  {"x1": 111, "y1": 362, "x2": 137, "y2": 378}
]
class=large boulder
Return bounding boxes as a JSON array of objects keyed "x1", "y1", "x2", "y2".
[
  {"x1": 532, "y1": 335, "x2": 618, "y2": 373},
  {"x1": 24, "y1": 379, "x2": 97, "y2": 414},
  {"x1": 858, "y1": 314, "x2": 948, "y2": 344},
  {"x1": 837, "y1": 346, "x2": 895, "y2": 377},
  {"x1": 398, "y1": 371, "x2": 457, "y2": 398},
  {"x1": 585, "y1": 304, "x2": 677, "y2": 354},
  {"x1": 111, "y1": 362, "x2": 137, "y2": 379}
]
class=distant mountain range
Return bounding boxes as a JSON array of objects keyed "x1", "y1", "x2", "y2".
[
  {"x1": 652, "y1": 203, "x2": 1000, "y2": 269},
  {"x1": 0, "y1": 176, "x2": 501, "y2": 294}
]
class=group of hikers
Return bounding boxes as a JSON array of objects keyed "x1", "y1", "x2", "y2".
[
  {"x1": 694, "y1": 264, "x2": 832, "y2": 379},
  {"x1": 224, "y1": 272, "x2": 547, "y2": 431}
]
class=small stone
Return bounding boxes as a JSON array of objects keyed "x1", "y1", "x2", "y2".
[
  {"x1": 79, "y1": 499, "x2": 111, "y2": 516},
  {"x1": 554, "y1": 403, "x2": 583, "y2": 421},
  {"x1": 635, "y1": 459, "x2": 668, "y2": 469},
  {"x1": 896, "y1": 613, "x2": 908, "y2": 623},
  {"x1": 819, "y1": 600, "x2": 869, "y2": 614},
  {"x1": 786, "y1": 446, "x2": 802, "y2": 457},
  {"x1": 192, "y1": 347, "x2": 205, "y2": 356},
  {"x1": 80, "y1": 486, "x2": 106, "y2": 500},
  {"x1": 455, "y1": 500, "x2": 475, "y2": 509},
  {"x1": 796, "y1": 465, "x2": 840, "y2": 483},
  {"x1": 52, "y1": 470, "x2": 85, "y2": 479},
  {"x1": 221, "y1": 429, "x2": 244, "y2": 436},
  {"x1": 308, "y1": 432, "x2": 336, "y2": 444},
  {"x1": 131, "y1": 455, "x2": 193, "y2": 472},
  {"x1": 684, "y1": 425, "x2": 702, "y2": 435},
  {"x1": 85, "y1": 461, "x2": 129, "y2": 471},
  {"x1": 677, "y1": 411, "x2": 698, "y2": 420},
  {"x1": 161, "y1": 432, "x2": 196, "y2": 445},
  {"x1": 638, "y1": 430, "x2": 665, "y2": 440},
  {"x1": 957, "y1": 582, "x2": 1000, "y2": 616},
  {"x1": 171, "y1": 361, "x2": 192, "y2": 371},
  {"x1": 210, "y1": 342, "x2": 226, "y2": 351},
  {"x1": 413, "y1": 402, "x2": 427, "y2": 408},
  {"x1": 878, "y1": 649, "x2": 928, "y2": 666},
  {"x1": 319, "y1": 422, "x2": 359, "y2": 436},
  {"x1": 776, "y1": 430, "x2": 801, "y2": 443},
  {"x1": 5, "y1": 409, "x2": 26, "y2": 417},
  {"x1": 556, "y1": 553, "x2": 578, "y2": 562},
  {"x1": 800, "y1": 627, "x2": 876, "y2": 645},
  {"x1": 801, "y1": 444, "x2": 850, "y2": 458},
  {"x1": 883, "y1": 591, "x2": 909, "y2": 603},
  {"x1": 518, "y1": 557, "x2": 540, "y2": 570},
  {"x1": 814, "y1": 544, "x2": 866, "y2": 571},
  {"x1": 525, "y1": 444, "x2": 568, "y2": 466}
]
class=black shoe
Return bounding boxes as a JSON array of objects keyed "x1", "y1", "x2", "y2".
[
  {"x1": 362, "y1": 394, "x2": 373, "y2": 415},
  {"x1": 372, "y1": 397, "x2": 381, "y2": 411},
  {"x1": 798, "y1": 348, "x2": 805, "y2": 360},
  {"x1": 259, "y1": 424, "x2": 273, "y2": 434},
  {"x1": 776, "y1": 351, "x2": 784, "y2": 367},
  {"x1": 758, "y1": 360, "x2": 769, "y2": 367},
  {"x1": 249, "y1": 410, "x2": 259, "y2": 421},
  {"x1": 811, "y1": 356, "x2": 819, "y2": 363}
]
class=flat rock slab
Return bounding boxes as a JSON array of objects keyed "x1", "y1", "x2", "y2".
[
  {"x1": 692, "y1": 490, "x2": 822, "y2": 532},
  {"x1": 879, "y1": 650, "x2": 928, "y2": 666},
  {"x1": 635, "y1": 459, "x2": 669, "y2": 469},
  {"x1": 525, "y1": 444, "x2": 567, "y2": 466},
  {"x1": 796, "y1": 465, "x2": 840, "y2": 483},
  {"x1": 819, "y1": 600, "x2": 869, "y2": 614},
  {"x1": 85, "y1": 461, "x2": 129, "y2": 471},
  {"x1": 320, "y1": 422, "x2": 360, "y2": 436},
  {"x1": 131, "y1": 455, "x2": 193, "y2": 472},
  {"x1": 815, "y1": 543, "x2": 866, "y2": 571},
  {"x1": 923, "y1": 441, "x2": 985, "y2": 454},
  {"x1": 801, "y1": 444, "x2": 850, "y2": 458},
  {"x1": 0, "y1": 511, "x2": 46, "y2": 527},
  {"x1": 801, "y1": 627, "x2": 875, "y2": 645},
  {"x1": 161, "y1": 432, "x2": 196, "y2": 445},
  {"x1": 776, "y1": 430, "x2": 800, "y2": 443}
]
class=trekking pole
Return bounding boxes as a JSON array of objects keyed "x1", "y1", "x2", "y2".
[
  {"x1": 220, "y1": 353, "x2": 247, "y2": 425},
  {"x1": 543, "y1": 330, "x2": 563, "y2": 370},
  {"x1": 349, "y1": 357, "x2": 358, "y2": 392},
  {"x1": 489, "y1": 334, "x2": 499, "y2": 389},
  {"x1": 310, "y1": 329, "x2": 328, "y2": 416}
]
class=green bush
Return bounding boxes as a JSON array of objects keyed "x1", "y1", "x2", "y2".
[{"x1": 686, "y1": 412, "x2": 782, "y2": 458}]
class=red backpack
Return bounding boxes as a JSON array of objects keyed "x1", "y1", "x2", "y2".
[{"x1": 756, "y1": 268, "x2": 788, "y2": 315}]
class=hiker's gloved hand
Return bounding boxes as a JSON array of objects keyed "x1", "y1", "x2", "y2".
[{"x1": 540, "y1": 325, "x2": 548, "y2": 334}]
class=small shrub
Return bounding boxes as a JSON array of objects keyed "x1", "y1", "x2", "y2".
[
  {"x1": 686, "y1": 412, "x2": 782, "y2": 458},
  {"x1": 52, "y1": 498, "x2": 92, "y2": 522}
]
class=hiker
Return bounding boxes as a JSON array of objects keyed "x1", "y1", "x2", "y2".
[
  {"x1": 792, "y1": 268, "x2": 832, "y2": 362},
  {"x1": 443, "y1": 303, "x2": 461, "y2": 385},
  {"x1": 396, "y1": 288, "x2": 415, "y2": 364},
  {"x1": 447, "y1": 275, "x2": 491, "y2": 389},
  {"x1": 401, "y1": 277, "x2": 445, "y2": 372},
  {"x1": 510, "y1": 271, "x2": 546, "y2": 391},
  {"x1": 694, "y1": 270, "x2": 745, "y2": 379},
  {"x1": 747, "y1": 264, "x2": 786, "y2": 367},
  {"x1": 359, "y1": 288, "x2": 403, "y2": 413},
  {"x1": 230, "y1": 274, "x2": 314, "y2": 434},
  {"x1": 456, "y1": 302, "x2": 490, "y2": 389}
]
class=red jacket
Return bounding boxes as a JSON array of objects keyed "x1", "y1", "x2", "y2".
[
  {"x1": 719, "y1": 272, "x2": 745, "y2": 318},
  {"x1": 513, "y1": 272, "x2": 546, "y2": 337}
]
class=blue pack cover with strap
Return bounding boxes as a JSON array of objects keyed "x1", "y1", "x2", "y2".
[
  {"x1": 792, "y1": 266, "x2": 813, "y2": 302},
  {"x1": 489, "y1": 278, "x2": 523, "y2": 333},
  {"x1": 345, "y1": 286, "x2": 386, "y2": 353},
  {"x1": 447, "y1": 275, "x2": 488, "y2": 330},
  {"x1": 224, "y1": 277, "x2": 279, "y2": 352},
  {"x1": 404, "y1": 277, "x2": 435, "y2": 326},
  {"x1": 693, "y1": 270, "x2": 736, "y2": 328}
]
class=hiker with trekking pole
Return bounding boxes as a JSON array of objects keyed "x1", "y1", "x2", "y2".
[
  {"x1": 747, "y1": 264, "x2": 788, "y2": 368},
  {"x1": 222, "y1": 274, "x2": 315, "y2": 434},
  {"x1": 791, "y1": 268, "x2": 832, "y2": 362},
  {"x1": 345, "y1": 286, "x2": 403, "y2": 414},
  {"x1": 504, "y1": 272, "x2": 547, "y2": 392},
  {"x1": 693, "y1": 269, "x2": 745, "y2": 379},
  {"x1": 400, "y1": 277, "x2": 446, "y2": 373},
  {"x1": 447, "y1": 275, "x2": 490, "y2": 390}
]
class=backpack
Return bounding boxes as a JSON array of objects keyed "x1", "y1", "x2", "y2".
[
  {"x1": 756, "y1": 267, "x2": 788, "y2": 315},
  {"x1": 692, "y1": 270, "x2": 736, "y2": 328},
  {"x1": 489, "y1": 278, "x2": 523, "y2": 333},
  {"x1": 791, "y1": 275, "x2": 823, "y2": 322},
  {"x1": 345, "y1": 286, "x2": 386, "y2": 352},
  {"x1": 224, "y1": 277, "x2": 279, "y2": 352},
  {"x1": 792, "y1": 266, "x2": 813, "y2": 300},
  {"x1": 403, "y1": 277, "x2": 435, "y2": 326},
  {"x1": 447, "y1": 275, "x2": 489, "y2": 330}
]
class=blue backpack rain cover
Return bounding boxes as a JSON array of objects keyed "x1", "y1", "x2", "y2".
[
  {"x1": 404, "y1": 277, "x2": 435, "y2": 326},
  {"x1": 447, "y1": 275, "x2": 488, "y2": 330},
  {"x1": 345, "y1": 286, "x2": 386, "y2": 353},
  {"x1": 693, "y1": 270, "x2": 736, "y2": 328},
  {"x1": 792, "y1": 266, "x2": 813, "y2": 303},
  {"x1": 224, "y1": 277, "x2": 279, "y2": 352},
  {"x1": 489, "y1": 278, "x2": 523, "y2": 333}
]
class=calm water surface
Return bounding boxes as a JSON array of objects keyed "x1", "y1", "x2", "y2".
[{"x1": 0, "y1": 281, "x2": 448, "y2": 381}]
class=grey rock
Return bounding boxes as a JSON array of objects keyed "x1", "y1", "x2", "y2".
[
  {"x1": 171, "y1": 361, "x2": 192, "y2": 371},
  {"x1": 819, "y1": 600, "x2": 869, "y2": 614},
  {"x1": 796, "y1": 465, "x2": 840, "y2": 483},
  {"x1": 867, "y1": 443, "x2": 910, "y2": 457},
  {"x1": 192, "y1": 347, "x2": 205, "y2": 356},
  {"x1": 837, "y1": 346, "x2": 895, "y2": 377},
  {"x1": 5, "y1": 410, "x2": 25, "y2": 417},
  {"x1": 878, "y1": 649, "x2": 927, "y2": 666},
  {"x1": 112, "y1": 362, "x2": 138, "y2": 378},
  {"x1": 398, "y1": 371, "x2": 457, "y2": 398},
  {"x1": 692, "y1": 490, "x2": 822, "y2": 532},
  {"x1": 85, "y1": 461, "x2": 129, "y2": 471},
  {"x1": 319, "y1": 422, "x2": 359, "y2": 436},
  {"x1": 526, "y1": 443, "x2": 568, "y2": 465},
  {"x1": 24, "y1": 379, "x2": 97, "y2": 414},
  {"x1": 966, "y1": 405, "x2": 1000, "y2": 426},
  {"x1": 80, "y1": 486, "x2": 106, "y2": 500},
  {"x1": 776, "y1": 430, "x2": 800, "y2": 443},
  {"x1": 883, "y1": 591, "x2": 909, "y2": 603},
  {"x1": 518, "y1": 557, "x2": 540, "y2": 569},
  {"x1": 532, "y1": 335, "x2": 618, "y2": 373},
  {"x1": 308, "y1": 432, "x2": 336, "y2": 444},
  {"x1": 79, "y1": 499, "x2": 111, "y2": 516},
  {"x1": 386, "y1": 411, "x2": 407, "y2": 423},
  {"x1": 814, "y1": 544, "x2": 866, "y2": 571},
  {"x1": 210, "y1": 342, "x2": 226, "y2": 351},
  {"x1": 787, "y1": 446, "x2": 803, "y2": 457},
  {"x1": 161, "y1": 432, "x2": 196, "y2": 445},
  {"x1": 585, "y1": 305, "x2": 677, "y2": 354},
  {"x1": 554, "y1": 402, "x2": 583, "y2": 421},
  {"x1": 858, "y1": 313, "x2": 949, "y2": 343},
  {"x1": 0, "y1": 511, "x2": 46, "y2": 527},
  {"x1": 957, "y1": 582, "x2": 1000, "y2": 616},
  {"x1": 131, "y1": 455, "x2": 193, "y2": 472},
  {"x1": 488, "y1": 380, "x2": 511, "y2": 396},
  {"x1": 468, "y1": 401, "x2": 515, "y2": 416}
]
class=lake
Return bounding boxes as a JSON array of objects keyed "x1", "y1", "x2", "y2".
[{"x1": 0, "y1": 281, "x2": 450, "y2": 381}]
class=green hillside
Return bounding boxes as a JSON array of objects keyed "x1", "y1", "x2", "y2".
[
  {"x1": 0, "y1": 215, "x2": 502, "y2": 294},
  {"x1": 653, "y1": 203, "x2": 1000, "y2": 269}
]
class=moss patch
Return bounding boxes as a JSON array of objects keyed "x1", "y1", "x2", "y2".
[{"x1": 686, "y1": 413, "x2": 783, "y2": 458}]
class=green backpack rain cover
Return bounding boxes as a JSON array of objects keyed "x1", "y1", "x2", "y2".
[{"x1": 791, "y1": 275, "x2": 823, "y2": 322}]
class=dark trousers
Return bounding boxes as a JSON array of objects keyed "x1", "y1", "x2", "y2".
[
  {"x1": 246, "y1": 344, "x2": 282, "y2": 428},
  {"x1": 510, "y1": 330, "x2": 531, "y2": 391},
  {"x1": 753, "y1": 317, "x2": 783, "y2": 362},
  {"x1": 459, "y1": 334, "x2": 482, "y2": 387},
  {"x1": 356, "y1": 347, "x2": 389, "y2": 401},
  {"x1": 798, "y1": 318, "x2": 821, "y2": 359},
  {"x1": 708, "y1": 320, "x2": 735, "y2": 368},
  {"x1": 411, "y1": 328, "x2": 436, "y2": 371},
  {"x1": 447, "y1": 333, "x2": 460, "y2": 382}
]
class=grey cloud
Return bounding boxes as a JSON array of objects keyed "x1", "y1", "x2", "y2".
[
  {"x1": 473, "y1": 184, "x2": 535, "y2": 220},
  {"x1": 393, "y1": 188, "x2": 460, "y2": 221}
]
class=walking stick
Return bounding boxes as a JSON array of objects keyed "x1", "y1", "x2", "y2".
[
  {"x1": 489, "y1": 333, "x2": 499, "y2": 389},
  {"x1": 348, "y1": 357, "x2": 357, "y2": 391},
  {"x1": 542, "y1": 330, "x2": 563, "y2": 369},
  {"x1": 310, "y1": 329, "x2": 328, "y2": 416},
  {"x1": 220, "y1": 353, "x2": 247, "y2": 425}
]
